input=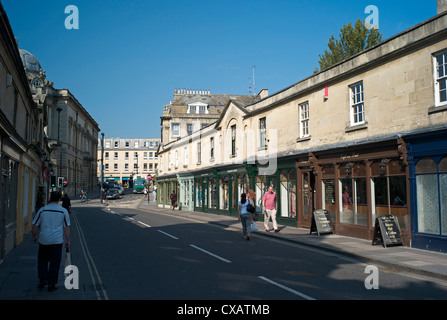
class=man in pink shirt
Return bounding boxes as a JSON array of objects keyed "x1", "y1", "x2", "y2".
[{"x1": 262, "y1": 186, "x2": 279, "y2": 232}]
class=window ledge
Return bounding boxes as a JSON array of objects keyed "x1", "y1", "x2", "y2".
[
  {"x1": 428, "y1": 104, "x2": 447, "y2": 115},
  {"x1": 296, "y1": 136, "x2": 311, "y2": 143},
  {"x1": 345, "y1": 122, "x2": 368, "y2": 133},
  {"x1": 257, "y1": 146, "x2": 268, "y2": 151}
]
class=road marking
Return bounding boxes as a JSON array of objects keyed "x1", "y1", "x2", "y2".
[
  {"x1": 157, "y1": 230, "x2": 178, "y2": 239},
  {"x1": 189, "y1": 244, "x2": 231, "y2": 263},
  {"x1": 137, "y1": 221, "x2": 151, "y2": 228},
  {"x1": 72, "y1": 213, "x2": 109, "y2": 300},
  {"x1": 258, "y1": 276, "x2": 316, "y2": 300}
]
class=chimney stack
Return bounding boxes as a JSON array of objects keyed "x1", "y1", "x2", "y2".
[{"x1": 438, "y1": 0, "x2": 447, "y2": 14}]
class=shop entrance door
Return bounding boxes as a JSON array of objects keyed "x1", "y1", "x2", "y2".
[{"x1": 299, "y1": 171, "x2": 315, "y2": 228}]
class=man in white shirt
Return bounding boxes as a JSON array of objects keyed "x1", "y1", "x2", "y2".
[{"x1": 32, "y1": 191, "x2": 70, "y2": 292}]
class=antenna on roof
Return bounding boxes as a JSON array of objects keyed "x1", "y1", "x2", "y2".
[
  {"x1": 252, "y1": 65, "x2": 256, "y2": 96},
  {"x1": 249, "y1": 77, "x2": 252, "y2": 95}
]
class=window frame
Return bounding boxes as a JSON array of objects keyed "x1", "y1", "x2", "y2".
[
  {"x1": 349, "y1": 81, "x2": 365, "y2": 126},
  {"x1": 434, "y1": 50, "x2": 447, "y2": 108},
  {"x1": 259, "y1": 117, "x2": 267, "y2": 149},
  {"x1": 299, "y1": 102, "x2": 310, "y2": 138}
]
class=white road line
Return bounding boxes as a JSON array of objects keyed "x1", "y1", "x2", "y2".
[
  {"x1": 258, "y1": 276, "x2": 316, "y2": 300},
  {"x1": 72, "y1": 213, "x2": 109, "y2": 300},
  {"x1": 137, "y1": 221, "x2": 151, "y2": 228},
  {"x1": 157, "y1": 230, "x2": 179, "y2": 239},
  {"x1": 189, "y1": 244, "x2": 231, "y2": 263}
]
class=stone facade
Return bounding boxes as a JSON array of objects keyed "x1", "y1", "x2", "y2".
[{"x1": 156, "y1": 10, "x2": 447, "y2": 251}]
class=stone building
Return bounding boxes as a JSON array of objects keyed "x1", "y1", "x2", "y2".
[
  {"x1": 100, "y1": 137, "x2": 160, "y2": 186},
  {"x1": 0, "y1": 2, "x2": 44, "y2": 258},
  {"x1": 156, "y1": 7, "x2": 447, "y2": 252},
  {"x1": 18, "y1": 49, "x2": 100, "y2": 198},
  {"x1": 157, "y1": 88, "x2": 263, "y2": 209}
]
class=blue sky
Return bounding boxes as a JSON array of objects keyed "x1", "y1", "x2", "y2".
[{"x1": 2, "y1": 0, "x2": 438, "y2": 139}]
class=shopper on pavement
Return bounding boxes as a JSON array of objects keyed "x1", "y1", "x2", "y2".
[
  {"x1": 262, "y1": 186, "x2": 279, "y2": 232},
  {"x1": 238, "y1": 193, "x2": 254, "y2": 240},
  {"x1": 32, "y1": 191, "x2": 71, "y2": 292}
]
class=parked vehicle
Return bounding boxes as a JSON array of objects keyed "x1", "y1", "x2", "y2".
[{"x1": 106, "y1": 188, "x2": 120, "y2": 199}]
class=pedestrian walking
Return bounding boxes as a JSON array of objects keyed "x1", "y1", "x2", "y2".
[
  {"x1": 262, "y1": 186, "x2": 279, "y2": 232},
  {"x1": 32, "y1": 191, "x2": 70, "y2": 292},
  {"x1": 170, "y1": 191, "x2": 177, "y2": 210},
  {"x1": 61, "y1": 193, "x2": 71, "y2": 214},
  {"x1": 80, "y1": 190, "x2": 87, "y2": 202},
  {"x1": 238, "y1": 193, "x2": 254, "y2": 240}
]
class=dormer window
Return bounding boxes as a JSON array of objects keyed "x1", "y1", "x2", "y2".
[
  {"x1": 187, "y1": 102, "x2": 209, "y2": 114},
  {"x1": 32, "y1": 78, "x2": 42, "y2": 88}
]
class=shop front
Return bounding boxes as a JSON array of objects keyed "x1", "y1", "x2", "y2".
[
  {"x1": 406, "y1": 129, "x2": 447, "y2": 252},
  {"x1": 297, "y1": 139, "x2": 410, "y2": 244},
  {"x1": 156, "y1": 174, "x2": 179, "y2": 209}
]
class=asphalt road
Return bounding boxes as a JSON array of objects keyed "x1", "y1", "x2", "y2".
[{"x1": 68, "y1": 201, "x2": 447, "y2": 301}]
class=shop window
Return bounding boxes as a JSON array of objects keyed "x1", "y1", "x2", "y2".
[
  {"x1": 280, "y1": 170, "x2": 296, "y2": 218},
  {"x1": 209, "y1": 178, "x2": 217, "y2": 209},
  {"x1": 256, "y1": 175, "x2": 268, "y2": 211},
  {"x1": 237, "y1": 174, "x2": 249, "y2": 201},
  {"x1": 416, "y1": 157, "x2": 447, "y2": 235},
  {"x1": 195, "y1": 180, "x2": 202, "y2": 208},
  {"x1": 371, "y1": 160, "x2": 408, "y2": 230},
  {"x1": 322, "y1": 179, "x2": 336, "y2": 222},
  {"x1": 339, "y1": 162, "x2": 367, "y2": 226},
  {"x1": 219, "y1": 177, "x2": 229, "y2": 210}
]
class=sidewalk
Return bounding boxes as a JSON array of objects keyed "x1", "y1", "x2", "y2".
[
  {"x1": 138, "y1": 199, "x2": 447, "y2": 282},
  {"x1": 0, "y1": 234, "x2": 77, "y2": 300}
]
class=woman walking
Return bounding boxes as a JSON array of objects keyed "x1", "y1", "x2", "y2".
[{"x1": 238, "y1": 193, "x2": 254, "y2": 240}]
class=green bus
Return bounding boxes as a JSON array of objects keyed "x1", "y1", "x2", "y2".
[{"x1": 133, "y1": 178, "x2": 145, "y2": 194}]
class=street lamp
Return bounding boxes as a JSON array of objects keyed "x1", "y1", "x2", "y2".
[
  {"x1": 56, "y1": 107, "x2": 62, "y2": 145},
  {"x1": 56, "y1": 107, "x2": 63, "y2": 193}
]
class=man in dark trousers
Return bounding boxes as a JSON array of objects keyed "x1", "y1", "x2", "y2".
[
  {"x1": 32, "y1": 191, "x2": 71, "y2": 292},
  {"x1": 61, "y1": 193, "x2": 71, "y2": 214}
]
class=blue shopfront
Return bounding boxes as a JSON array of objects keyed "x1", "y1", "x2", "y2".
[{"x1": 406, "y1": 129, "x2": 447, "y2": 253}]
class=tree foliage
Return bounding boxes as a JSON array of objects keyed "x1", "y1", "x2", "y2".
[{"x1": 316, "y1": 18, "x2": 383, "y2": 72}]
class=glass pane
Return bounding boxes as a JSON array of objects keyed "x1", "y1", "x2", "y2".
[
  {"x1": 417, "y1": 175, "x2": 439, "y2": 234},
  {"x1": 303, "y1": 174, "x2": 310, "y2": 218},
  {"x1": 256, "y1": 175, "x2": 267, "y2": 211},
  {"x1": 372, "y1": 177, "x2": 387, "y2": 225},
  {"x1": 354, "y1": 178, "x2": 367, "y2": 226},
  {"x1": 441, "y1": 174, "x2": 447, "y2": 235},
  {"x1": 196, "y1": 181, "x2": 202, "y2": 207},
  {"x1": 340, "y1": 178, "x2": 353, "y2": 224},
  {"x1": 322, "y1": 179, "x2": 336, "y2": 222},
  {"x1": 390, "y1": 176, "x2": 408, "y2": 230},
  {"x1": 289, "y1": 180, "x2": 297, "y2": 218},
  {"x1": 416, "y1": 157, "x2": 437, "y2": 174},
  {"x1": 280, "y1": 171, "x2": 289, "y2": 217}
]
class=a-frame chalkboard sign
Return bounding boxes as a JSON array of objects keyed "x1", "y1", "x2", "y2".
[
  {"x1": 372, "y1": 215, "x2": 403, "y2": 247},
  {"x1": 310, "y1": 209, "x2": 333, "y2": 236}
]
